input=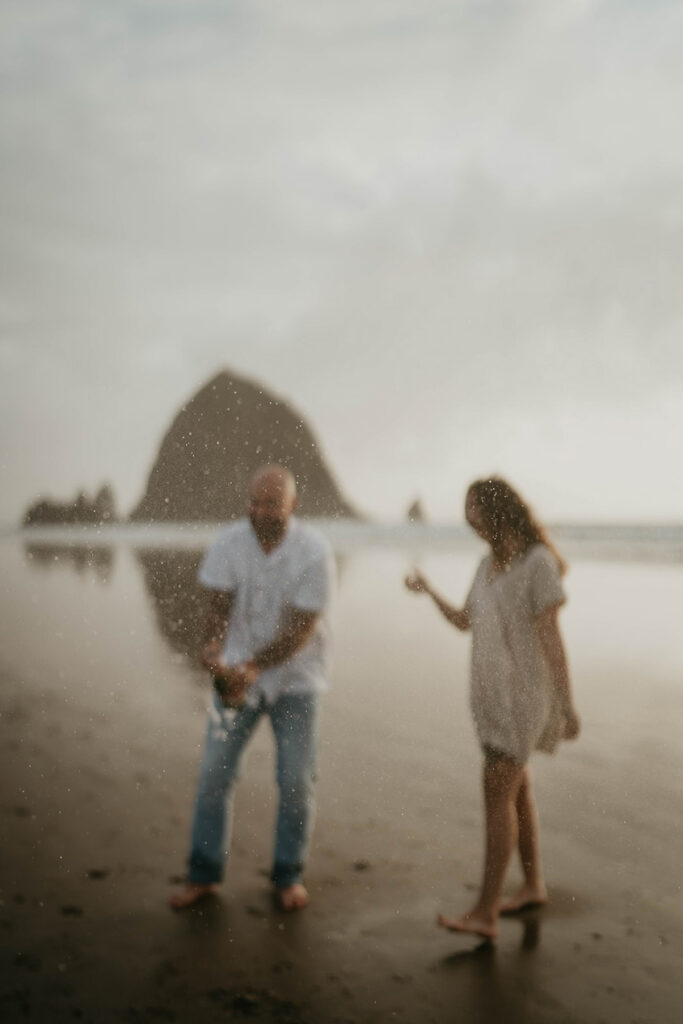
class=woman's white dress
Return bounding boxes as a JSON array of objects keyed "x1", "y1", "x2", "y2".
[{"x1": 465, "y1": 544, "x2": 567, "y2": 764}]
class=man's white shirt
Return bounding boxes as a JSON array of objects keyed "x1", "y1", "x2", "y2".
[{"x1": 198, "y1": 517, "x2": 335, "y2": 705}]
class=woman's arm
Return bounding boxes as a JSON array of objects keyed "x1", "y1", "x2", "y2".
[
  {"x1": 405, "y1": 571, "x2": 470, "y2": 632},
  {"x1": 535, "y1": 605, "x2": 580, "y2": 739}
]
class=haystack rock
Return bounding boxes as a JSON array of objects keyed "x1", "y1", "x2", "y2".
[{"x1": 130, "y1": 371, "x2": 358, "y2": 521}]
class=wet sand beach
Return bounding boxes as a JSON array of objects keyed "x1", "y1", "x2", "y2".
[{"x1": 1, "y1": 529, "x2": 682, "y2": 1023}]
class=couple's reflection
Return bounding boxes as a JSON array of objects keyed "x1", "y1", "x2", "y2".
[
  {"x1": 441, "y1": 910, "x2": 541, "y2": 965},
  {"x1": 438, "y1": 910, "x2": 542, "y2": 1021}
]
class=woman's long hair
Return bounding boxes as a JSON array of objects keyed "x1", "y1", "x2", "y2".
[{"x1": 467, "y1": 477, "x2": 567, "y2": 575}]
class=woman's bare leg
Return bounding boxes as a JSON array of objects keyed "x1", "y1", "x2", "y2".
[
  {"x1": 499, "y1": 766, "x2": 548, "y2": 913},
  {"x1": 438, "y1": 752, "x2": 524, "y2": 940}
]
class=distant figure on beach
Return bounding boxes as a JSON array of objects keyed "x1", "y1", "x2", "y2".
[
  {"x1": 170, "y1": 465, "x2": 335, "y2": 912},
  {"x1": 405, "y1": 477, "x2": 580, "y2": 940}
]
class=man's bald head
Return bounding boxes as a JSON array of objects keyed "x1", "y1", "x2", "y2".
[
  {"x1": 248, "y1": 465, "x2": 298, "y2": 550},
  {"x1": 250, "y1": 465, "x2": 297, "y2": 505}
]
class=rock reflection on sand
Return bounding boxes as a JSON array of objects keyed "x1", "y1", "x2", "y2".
[
  {"x1": 135, "y1": 548, "x2": 206, "y2": 662},
  {"x1": 24, "y1": 541, "x2": 115, "y2": 583},
  {"x1": 23, "y1": 536, "x2": 346, "y2": 670}
]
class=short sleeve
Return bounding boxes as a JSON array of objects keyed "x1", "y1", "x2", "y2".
[
  {"x1": 464, "y1": 578, "x2": 476, "y2": 617},
  {"x1": 529, "y1": 546, "x2": 566, "y2": 616},
  {"x1": 464, "y1": 557, "x2": 487, "y2": 618},
  {"x1": 291, "y1": 547, "x2": 335, "y2": 613},
  {"x1": 198, "y1": 531, "x2": 239, "y2": 591}
]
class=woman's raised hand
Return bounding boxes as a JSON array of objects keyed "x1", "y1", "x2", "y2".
[{"x1": 405, "y1": 570, "x2": 429, "y2": 594}]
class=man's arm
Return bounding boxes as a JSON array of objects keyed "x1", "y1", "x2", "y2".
[
  {"x1": 201, "y1": 590, "x2": 234, "y2": 663},
  {"x1": 200, "y1": 590, "x2": 259, "y2": 702},
  {"x1": 202, "y1": 591, "x2": 251, "y2": 689},
  {"x1": 204, "y1": 590, "x2": 233, "y2": 644},
  {"x1": 249, "y1": 608, "x2": 320, "y2": 672},
  {"x1": 535, "y1": 605, "x2": 580, "y2": 739}
]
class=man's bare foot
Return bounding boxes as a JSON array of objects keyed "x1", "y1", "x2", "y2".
[
  {"x1": 168, "y1": 883, "x2": 218, "y2": 910},
  {"x1": 437, "y1": 910, "x2": 498, "y2": 941},
  {"x1": 274, "y1": 883, "x2": 309, "y2": 912},
  {"x1": 499, "y1": 884, "x2": 548, "y2": 915}
]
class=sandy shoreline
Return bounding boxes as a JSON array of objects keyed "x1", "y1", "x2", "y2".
[{"x1": 2, "y1": 538, "x2": 682, "y2": 1022}]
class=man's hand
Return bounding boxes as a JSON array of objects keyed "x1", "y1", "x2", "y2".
[{"x1": 212, "y1": 660, "x2": 259, "y2": 708}]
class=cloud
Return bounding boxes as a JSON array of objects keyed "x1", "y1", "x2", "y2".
[{"x1": 1, "y1": 0, "x2": 682, "y2": 522}]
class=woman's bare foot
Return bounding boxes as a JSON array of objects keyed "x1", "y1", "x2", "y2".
[
  {"x1": 168, "y1": 882, "x2": 218, "y2": 910},
  {"x1": 437, "y1": 910, "x2": 498, "y2": 941},
  {"x1": 499, "y1": 884, "x2": 547, "y2": 914},
  {"x1": 275, "y1": 883, "x2": 309, "y2": 911}
]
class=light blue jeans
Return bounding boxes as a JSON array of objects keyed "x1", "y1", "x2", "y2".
[{"x1": 187, "y1": 691, "x2": 319, "y2": 889}]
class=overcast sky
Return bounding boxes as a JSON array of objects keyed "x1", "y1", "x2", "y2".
[{"x1": 2, "y1": 0, "x2": 683, "y2": 526}]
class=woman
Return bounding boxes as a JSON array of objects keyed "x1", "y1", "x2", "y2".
[{"x1": 405, "y1": 477, "x2": 580, "y2": 940}]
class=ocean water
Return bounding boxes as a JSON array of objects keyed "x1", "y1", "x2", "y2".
[{"x1": 9, "y1": 518, "x2": 683, "y2": 559}]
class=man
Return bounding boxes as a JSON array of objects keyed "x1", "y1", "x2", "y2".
[{"x1": 169, "y1": 465, "x2": 335, "y2": 912}]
